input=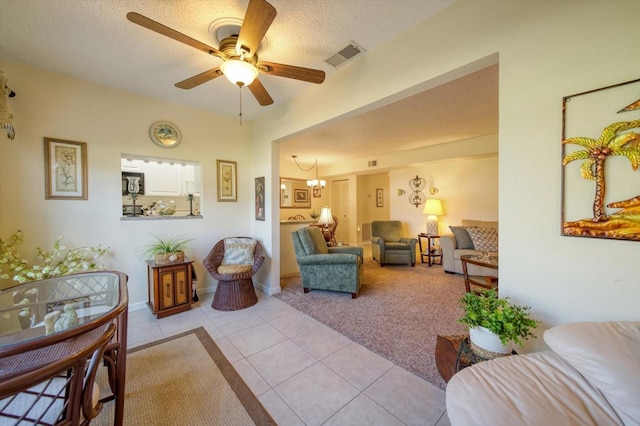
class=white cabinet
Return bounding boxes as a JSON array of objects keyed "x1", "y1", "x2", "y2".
[
  {"x1": 145, "y1": 162, "x2": 183, "y2": 196},
  {"x1": 121, "y1": 158, "x2": 200, "y2": 197}
]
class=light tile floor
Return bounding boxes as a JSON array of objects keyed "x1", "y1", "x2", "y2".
[{"x1": 127, "y1": 290, "x2": 450, "y2": 426}]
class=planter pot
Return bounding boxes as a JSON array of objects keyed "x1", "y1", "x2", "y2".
[
  {"x1": 155, "y1": 251, "x2": 185, "y2": 264},
  {"x1": 469, "y1": 326, "x2": 510, "y2": 359}
]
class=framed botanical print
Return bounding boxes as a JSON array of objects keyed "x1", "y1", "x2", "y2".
[
  {"x1": 217, "y1": 159, "x2": 237, "y2": 202},
  {"x1": 44, "y1": 137, "x2": 88, "y2": 200}
]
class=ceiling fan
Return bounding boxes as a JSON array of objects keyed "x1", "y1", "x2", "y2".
[{"x1": 126, "y1": 0, "x2": 326, "y2": 109}]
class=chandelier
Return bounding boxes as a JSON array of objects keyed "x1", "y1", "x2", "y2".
[{"x1": 292, "y1": 155, "x2": 326, "y2": 190}]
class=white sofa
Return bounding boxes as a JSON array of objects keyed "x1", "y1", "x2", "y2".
[
  {"x1": 446, "y1": 321, "x2": 640, "y2": 425},
  {"x1": 440, "y1": 219, "x2": 498, "y2": 274}
]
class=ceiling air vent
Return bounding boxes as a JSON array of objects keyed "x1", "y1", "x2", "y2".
[
  {"x1": 324, "y1": 41, "x2": 366, "y2": 68},
  {"x1": 368, "y1": 160, "x2": 377, "y2": 167}
]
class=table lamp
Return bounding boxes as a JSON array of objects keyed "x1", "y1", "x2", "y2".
[
  {"x1": 318, "y1": 206, "x2": 334, "y2": 232},
  {"x1": 422, "y1": 199, "x2": 443, "y2": 235}
]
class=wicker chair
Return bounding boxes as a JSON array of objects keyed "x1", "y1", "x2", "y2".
[{"x1": 203, "y1": 238, "x2": 266, "y2": 311}]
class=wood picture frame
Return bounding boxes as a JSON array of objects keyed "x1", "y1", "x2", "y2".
[
  {"x1": 216, "y1": 159, "x2": 237, "y2": 202},
  {"x1": 294, "y1": 189, "x2": 308, "y2": 203},
  {"x1": 44, "y1": 137, "x2": 88, "y2": 200},
  {"x1": 255, "y1": 176, "x2": 265, "y2": 221},
  {"x1": 376, "y1": 188, "x2": 383, "y2": 207}
]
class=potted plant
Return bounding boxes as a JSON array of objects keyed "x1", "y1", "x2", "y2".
[
  {"x1": 458, "y1": 289, "x2": 540, "y2": 358},
  {"x1": 141, "y1": 234, "x2": 193, "y2": 264}
]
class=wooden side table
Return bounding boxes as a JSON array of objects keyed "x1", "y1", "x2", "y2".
[
  {"x1": 435, "y1": 334, "x2": 516, "y2": 382},
  {"x1": 418, "y1": 234, "x2": 441, "y2": 266}
]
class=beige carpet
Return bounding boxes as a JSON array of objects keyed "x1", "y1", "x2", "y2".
[
  {"x1": 276, "y1": 258, "x2": 468, "y2": 390},
  {"x1": 94, "y1": 327, "x2": 275, "y2": 426}
]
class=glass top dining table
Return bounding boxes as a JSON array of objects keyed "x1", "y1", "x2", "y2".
[{"x1": 0, "y1": 271, "x2": 129, "y2": 425}]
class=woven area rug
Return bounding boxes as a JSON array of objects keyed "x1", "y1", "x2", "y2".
[
  {"x1": 276, "y1": 258, "x2": 468, "y2": 390},
  {"x1": 94, "y1": 327, "x2": 275, "y2": 425}
]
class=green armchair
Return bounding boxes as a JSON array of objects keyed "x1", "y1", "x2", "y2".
[
  {"x1": 371, "y1": 220, "x2": 418, "y2": 266},
  {"x1": 291, "y1": 226, "x2": 363, "y2": 298}
]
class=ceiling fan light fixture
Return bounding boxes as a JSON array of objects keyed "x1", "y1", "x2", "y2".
[{"x1": 220, "y1": 59, "x2": 258, "y2": 86}]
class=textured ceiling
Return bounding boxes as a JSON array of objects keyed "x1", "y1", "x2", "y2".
[
  {"x1": 279, "y1": 64, "x2": 499, "y2": 166},
  {"x1": 0, "y1": 0, "x2": 454, "y2": 121},
  {"x1": 0, "y1": 0, "x2": 498, "y2": 166}
]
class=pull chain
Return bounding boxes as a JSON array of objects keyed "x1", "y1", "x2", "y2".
[{"x1": 237, "y1": 83, "x2": 244, "y2": 125}]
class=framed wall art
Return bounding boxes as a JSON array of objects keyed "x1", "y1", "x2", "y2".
[
  {"x1": 217, "y1": 159, "x2": 237, "y2": 202},
  {"x1": 44, "y1": 137, "x2": 88, "y2": 200},
  {"x1": 294, "y1": 189, "x2": 308, "y2": 203},
  {"x1": 376, "y1": 188, "x2": 383, "y2": 207},
  {"x1": 561, "y1": 77, "x2": 640, "y2": 241},
  {"x1": 255, "y1": 176, "x2": 265, "y2": 221}
]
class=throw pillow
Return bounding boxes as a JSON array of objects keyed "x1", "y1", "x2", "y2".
[
  {"x1": 449, "y1": 226, "x2": 475, "y2": 250},
  {"x1": 466, "y1": 227, "x2": 498, "y2": 252},
  {"x1": 544, "y1": 321, "x2": 640, "y2": 425},
  {"x1": 222, "y1": 238, "x2": 257, "y2": 265}
]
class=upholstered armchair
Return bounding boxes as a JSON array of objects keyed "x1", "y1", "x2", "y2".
[
  {"x1": 371, "y1": 220, "x2": 418, "y2": 266},
  {"x1": 291, "y1": 226, "x2": 363, "y2": 298}
]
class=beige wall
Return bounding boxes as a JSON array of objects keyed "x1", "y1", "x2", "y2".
[
  {"x1": 0, "y1": 60, "x2": 260, "y2": 306},
  {"x1": 251, "y1": 0, "x2": 640, "y2": 352}
]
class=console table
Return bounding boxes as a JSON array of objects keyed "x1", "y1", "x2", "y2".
[{"x1": 0, "y1": 271, "x2": 129, "y2": 425}]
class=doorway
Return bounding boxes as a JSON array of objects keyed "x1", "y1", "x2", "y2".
[{"x1": 331, "y1": 179, "x2": 350, "y2": 244}]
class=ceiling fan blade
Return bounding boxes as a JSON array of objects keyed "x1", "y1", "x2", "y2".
[
  {"x1": 127, "y1": 12, "x2": 224, "y2": 59},
  {"x1": 257, "y1": 61, "x2": 325, "y2": 84},
  {"x1": 175, "y1": 68, "x2": 223, "y2": 89},
  {"x1": 248, "y1": 79, "x2": 274, "y2": 106},
  {"x1": 236, "y1": 0, "x2": 276, "y2": 57}
]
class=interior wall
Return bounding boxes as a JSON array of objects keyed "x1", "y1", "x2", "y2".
[
  {"x1": 252, "y1": 0, "x2": 640, "y2": 353},
  {"x1": 389, "y1": 156, "x2": 499, "y2": 238},
  {"x1": 356, "y1": 173, "x2": 390, "y2": 244},
  {"x1": 0, "y1": 60, "x2": 258, "y2": 304}
]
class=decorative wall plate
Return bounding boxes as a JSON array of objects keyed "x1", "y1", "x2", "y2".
[{"x1": 149, "y1": 121, "x2": 181, "y2": 148}]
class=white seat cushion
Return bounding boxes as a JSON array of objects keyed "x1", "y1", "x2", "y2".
[{"x1": 446, "y1": 351, "x2": 623, "y2": 425}]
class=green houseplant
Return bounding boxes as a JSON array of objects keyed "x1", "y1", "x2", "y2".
[
  {"x1": 458, "y1": 289, "x2": 540, "y2": 356},
  {"x1": 141, "y1": 234, "x2": 193, "y2": 264}
]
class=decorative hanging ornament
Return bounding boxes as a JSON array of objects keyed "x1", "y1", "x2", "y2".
[
  {"x1": 408, "y1": 175, "x2": 427, "y2": 208},
  {"x1": 0, "y1": 70, "x2": 15, "y2": 140}
]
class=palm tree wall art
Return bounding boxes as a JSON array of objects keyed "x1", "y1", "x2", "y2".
[{"x1": 562, "y1": 78, "x2": 640, "y2": 240}]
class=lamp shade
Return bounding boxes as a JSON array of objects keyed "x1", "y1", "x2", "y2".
[
  {"x1": 422, "y1": 199, "x2": 443, "y2": 215},
  {"x1": 220, "y1": 60, "x2": 259, "y2": 86},
  {"x1": 318, "y1": 206, "x2": 334, "y2": 226},
  {"x1": 422, "y1": 199, "x2": 443, "y2": 236}
]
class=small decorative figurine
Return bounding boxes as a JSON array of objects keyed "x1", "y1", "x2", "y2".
[{"x1": 54, "y1": 303, "x2": 79, "y2": 332}]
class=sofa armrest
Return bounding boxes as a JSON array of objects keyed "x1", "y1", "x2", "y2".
[{"x1": 440, "y1": 234, "x2": 457, "y2": 273}]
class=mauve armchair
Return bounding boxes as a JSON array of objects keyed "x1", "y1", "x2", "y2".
[
  {"x1": 371, "y1": 220, "x2": 418, "y2": 266},
  {"x1": 291, "y1": 226, "x2": 363, "y2": 298}
]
